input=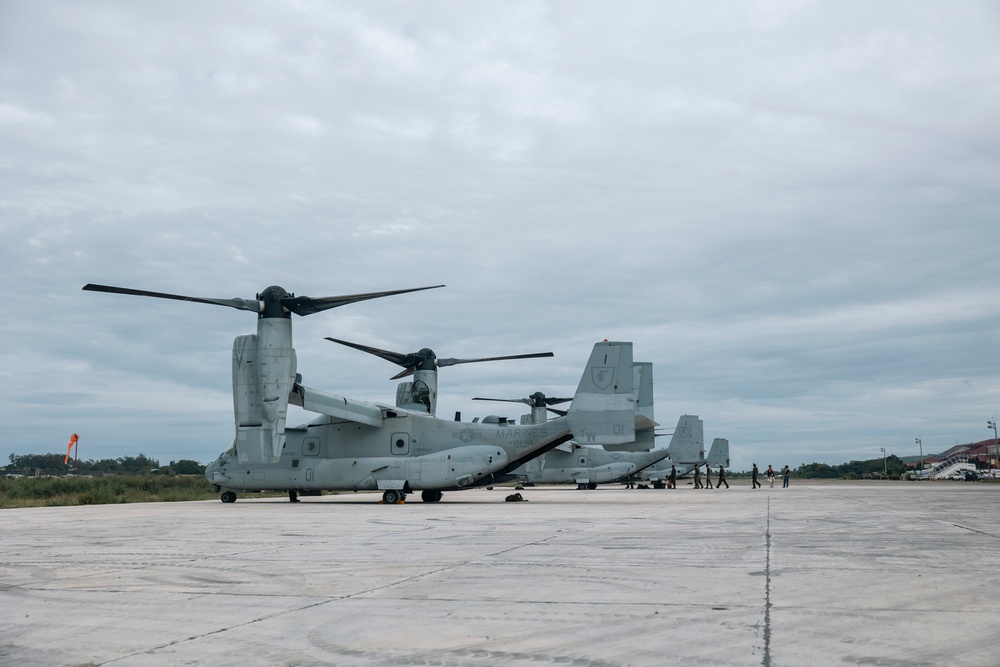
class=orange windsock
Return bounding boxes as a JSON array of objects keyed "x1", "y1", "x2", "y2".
[{"x1": 64, "y1": 433, "x2": 78, "y2": 464}]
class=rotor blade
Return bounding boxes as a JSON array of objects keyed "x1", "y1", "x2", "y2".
[
  {"x1": 324, "y1": 337, "x2": 412, "y2": 367},
  {"x1": 82, "y1": 284, "x2": 260, "y2": 313},
  {"x1": 543, "y1": 397, "x2": 573, "y2": 405},
  {"x1": 472, "y1": 397, "x2": 533, "y2": 406},
  {"x1": 436, "y1": 352, "x2": 554, "y2": 368},
  {"x1": 547, "y1": 407, "x2": 568, "y2": 417},
  {"x1": 284, "y1": 285, "x2": 444, "y2": 316}
]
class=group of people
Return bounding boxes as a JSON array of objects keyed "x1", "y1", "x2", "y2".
[
  {"x1": 626, "y1": 462, "x2": 792, "y2": 489},
  {"x1": 751, "y1": 463, "x2": 790, "y2": 488},
  {"x1": 690, "y1": 464, "x2": 728, "y2": 489}
]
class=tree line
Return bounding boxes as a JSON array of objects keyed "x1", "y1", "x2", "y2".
[
  {"x1": 794, "y1": 455, "x2": 908, "y2": 479},
  {"x1": 6, "y1": 452, "x2": 206, "y2": 476},
  {"x1": 8, "y1": 452, "x2": 911, "y2": 480}
]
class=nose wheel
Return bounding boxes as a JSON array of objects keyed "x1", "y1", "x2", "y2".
[{"x1": 220, "y1": 491, "x2": 237, "y2": 503}]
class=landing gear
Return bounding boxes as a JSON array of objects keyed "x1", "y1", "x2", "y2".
[
  {"x1": 382, "y1": 489, "x2": 404, "y2": 504},
  {"x1": 587, "y1": 482, "x2": 598, "y2": 490},
  {"x1": 220, "y1": 491, "x2": 237, "y2": 503},
  {"x1": 421, "y1": 489, "x2": 443, "y2": 503},
  {"x1": 289, "y1": 490, "x2": 300, "y2": 503}
]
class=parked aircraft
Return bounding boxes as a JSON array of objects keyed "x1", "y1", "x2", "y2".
[
  {"x1": 514, "y1": 441, "x2": 670, "y2": 489},
  {"x1": 211, "y1": 339, "x2": 637, "y2": 503},
  {"x1": 472, "y1": 363, "x2": 668, "y2": 488},
  {"x1": 83, "y1": 283, "x2": 637, "y2": 504},
  {"x1": 324, "y1": 337, "x2": 554, "y2": 416},
  {"x1": 640, "y1": 417, "x2": 731, "y2": 487}
]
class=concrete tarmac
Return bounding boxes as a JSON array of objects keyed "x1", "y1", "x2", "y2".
[{"x1": 1, "y1": 480, "x2": 998, "y2": 666}]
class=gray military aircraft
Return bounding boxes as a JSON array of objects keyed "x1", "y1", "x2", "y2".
[
  {"x1": 83, "y1": 283, "x2": 638, "y2": 504},
  {"x1": 638, "y1": 415, "x2": 731, "y2": 487},
  {"x1": 512, "y1": 440, "x2": 671, "y2": 489},
  {"x1": 324, "y1": 337, "x2": 555, "y2": 416},
  {"x1": 470, "y1": 362, "x2": 668, "y2": 488}
]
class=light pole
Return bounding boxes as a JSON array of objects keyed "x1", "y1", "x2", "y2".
[
  {"x1": 915, "y1": 437, "x2": 923, "y2": 471},
  {"x1": 880, "y1": 447, "x2": 887, "y2": 477},
  {"x1": 988, "y1": 419, "x2": 998, "y2": 470}
]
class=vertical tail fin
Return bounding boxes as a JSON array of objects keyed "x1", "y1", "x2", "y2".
[
  {"x1": 633, "y1": 362, "x2": 654, "y2": 426},
  {"x1": 568, "y1": 341, "x2": 636, "y2": 445},
  {"x1": 603, "y1": 361, "x2": 656, "y2": 451},
  {"x1": 666, "y1": 415, "x2": 704, "y2": 464},
  {"x1": 707, "y1": 438, "x2": 730, "y2": 468}
]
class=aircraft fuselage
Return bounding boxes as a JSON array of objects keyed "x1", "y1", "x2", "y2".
[{"x1": 207, "y1": 410, "x2": 573, "y2": 494}]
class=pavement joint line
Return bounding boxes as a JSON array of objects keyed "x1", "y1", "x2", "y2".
[
  {"x1": 343, "y1": 564, "x2": 461, "y2": 599},
  {"x1": 947, "y1": 523, "x2": 997, "y2": 537},
  {"x1": 762, "y1": 495, "x2": 772, "y2": 667},
  {"x1": 100, "y1": 598, "x2": 336, "y2": 665}
]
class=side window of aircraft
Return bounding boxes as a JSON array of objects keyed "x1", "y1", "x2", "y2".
[{"x1": 412, "y1": 380, "x2": 430, "y2": 407}]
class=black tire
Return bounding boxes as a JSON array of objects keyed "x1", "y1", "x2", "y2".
[
  {"x1": 421, "y1": 489, "x2": 443, "y2": 503},
  {"x1": 220, "y1": 491, "x2": 236, "y2": 503},
  {"x1": 383, "y1": 489, "x2": 402, "y2": 504},
  {"x1": 587, "y1": 482, "x2": 598, "y2": 490}
]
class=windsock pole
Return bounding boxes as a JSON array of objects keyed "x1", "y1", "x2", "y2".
[{"x1": 65, "y1": 433, "x2": 79, "y2": 479}]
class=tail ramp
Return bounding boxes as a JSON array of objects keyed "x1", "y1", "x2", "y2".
[
  {"x1": 568, "y1": 341, "x2": 636, "y2": 445},
  {"x1": 707, "y1": 438, "x2": 730, "y2": 468}
]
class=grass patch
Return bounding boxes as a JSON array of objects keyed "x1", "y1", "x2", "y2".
[{"x1": 0, "y1": 476, "x2": 284, "y2": 508}]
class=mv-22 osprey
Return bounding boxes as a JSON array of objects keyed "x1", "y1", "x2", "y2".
[
  {"x1": 323, "y1": 338, "x2": 669, "y2": 489},
  {"x1": 83, "y1": 283, "x2": 638, "y2": 504},
  {"x1": 470, "y1": 362, "x2": 671, "y2": 488}
]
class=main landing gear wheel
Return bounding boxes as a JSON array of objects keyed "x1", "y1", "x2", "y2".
[
  {"x1": 587, "y1": 482, "x2": 598, "y2": 490},
  {"x1": 382, "y1": 489, "x2": 403, "y2": 504},
  {"x1": 220, "y1": 491, "x2": 237, "y2": 503},
  {"x1": 421, "y1": 490, "x2": 443, "y2": 503}
]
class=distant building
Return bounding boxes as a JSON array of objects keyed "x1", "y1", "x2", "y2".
[{"x1": 921, "y1": 439, "x2": 998, "y2": 470}]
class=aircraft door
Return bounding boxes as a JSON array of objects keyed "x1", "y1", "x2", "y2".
[{"x1": 391, "y1": 432, "x2": 410, "y2": 455}]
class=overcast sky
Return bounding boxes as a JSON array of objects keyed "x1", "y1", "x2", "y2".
[{"x1": 2, "y1": 1, "x2": 998, "y2": 471}]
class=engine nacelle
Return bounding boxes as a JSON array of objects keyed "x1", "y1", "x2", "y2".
[{"x1": 232, "y1": 318, "x2": 297, "y2": 464}]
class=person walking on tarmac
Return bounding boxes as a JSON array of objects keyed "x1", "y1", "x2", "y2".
[
  {"x1": 751, "y1": 463, "x2": 761, "y2": 489},
  {"x1": 782, "y1": 465, "x2": 790, "y2": 488},
  {"x1": 668, "y1": 465, "x2": 677, "y2": 489},
  {"x1": 704, "y1": 465, "x2": 713, "y2": 489},
  {"x1": 693, "y1": 465, "x2": 702, "y2": 489},
  {"x1": 716, "y1": 466, "x2": 729, "y2": 488},
  {"x1": 767, "y1": 465, "x2": 775, "y2": 488}
]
